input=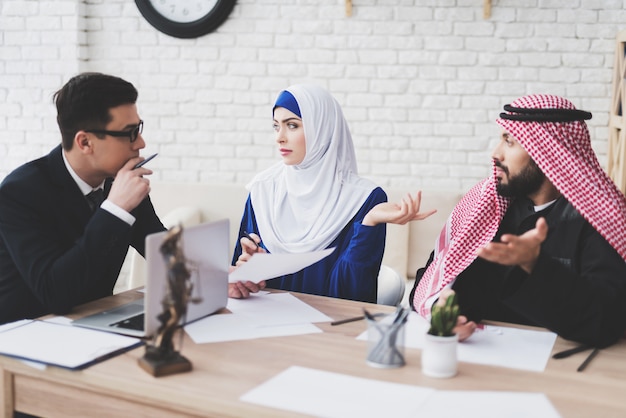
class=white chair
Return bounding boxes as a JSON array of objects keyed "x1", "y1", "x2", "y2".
[{"x1": 376, "y1": 264, "x2": 405, "y2": 306}]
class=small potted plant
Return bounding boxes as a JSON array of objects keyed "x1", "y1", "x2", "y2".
[
  {"x1": 421, "y1": 289, "x2": 460, "y2": 378},
  {"x1": 428, "y1": 289, "x2": 460, "y2": 336}
]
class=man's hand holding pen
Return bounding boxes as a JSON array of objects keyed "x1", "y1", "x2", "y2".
[
  {"x1": 108, "y1": 155, "x2": 156, "y2": 212},
  {"x1": 229, "y1": 231, "x2": 267, "y2": 299}
]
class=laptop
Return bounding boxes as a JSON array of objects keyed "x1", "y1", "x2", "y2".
[{"x1": 72, "y1": 219, "x2": 229, "y2": 338}]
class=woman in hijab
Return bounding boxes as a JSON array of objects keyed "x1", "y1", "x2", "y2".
[{"x1": 230, "y1": 84, "x2": 434, "y2": 303}]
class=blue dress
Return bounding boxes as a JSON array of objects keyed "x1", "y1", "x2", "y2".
[{"x1": 232, "y1": 187, "x2": 387, "y2": 303}]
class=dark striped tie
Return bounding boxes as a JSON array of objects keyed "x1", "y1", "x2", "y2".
[{"x1": 86, "y1": 188, "x2": 104, "y2": 212}]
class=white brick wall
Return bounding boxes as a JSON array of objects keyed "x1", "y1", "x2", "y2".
[{"x1": 1, "y1": 0, "x2": 625, "y2": 194}]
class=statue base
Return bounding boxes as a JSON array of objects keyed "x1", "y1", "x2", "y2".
[{"x1": 138, "y1": 348, "x2": 192, "y2": 377}]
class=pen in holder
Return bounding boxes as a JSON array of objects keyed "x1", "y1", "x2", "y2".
[{"x1": 365, "y1": 307, "x2": 408, "y2": 368}]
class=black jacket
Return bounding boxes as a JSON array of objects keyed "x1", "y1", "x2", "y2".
[
  {"x1": 410, "y1": 197, "x2": 626, "y2": 348},
  {"x1": 0, "y1": 145, "x2": 165, "y2": 323}
]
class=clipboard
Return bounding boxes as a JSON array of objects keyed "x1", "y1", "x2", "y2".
[{"x1": 0, "y1": 320, "x2": 143, "y2": 370}]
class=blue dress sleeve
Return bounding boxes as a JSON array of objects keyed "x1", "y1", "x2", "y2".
[
  {"x1": 231, "y1": 194, "x2": 263, "y2": 266},
  {"x1": 262, "y1": 187, "x2": 387, "y2": 304},
  {"x1": 326, "y1": 187, "x2": 387, "y2": 303},
  {"x1": 233, "y1": 188, "x2": 387, "y2": 303}
]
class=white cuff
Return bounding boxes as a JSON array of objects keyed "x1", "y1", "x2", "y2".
[{"x1": 101, "y1": 199, "x2": 136, "y2": 226}]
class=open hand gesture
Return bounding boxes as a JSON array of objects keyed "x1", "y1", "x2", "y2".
[
  {"x1": 362, "y1": 191, "x2": 437, "y2": 226},
  {"x1": 476, "y1": 217, "x2": 548, "y2": 273}
]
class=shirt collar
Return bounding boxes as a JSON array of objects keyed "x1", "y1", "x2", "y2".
[
  {"x1": 62, "y1": 150, "x2": 105, "y2": 196},
  {"x1": 534, "y1": 199, "x2": 557, "y2": 212}
]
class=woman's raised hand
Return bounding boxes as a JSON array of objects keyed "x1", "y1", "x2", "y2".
[{"x1": 362, "y1": 191, "x2": 436, "y2": 226}]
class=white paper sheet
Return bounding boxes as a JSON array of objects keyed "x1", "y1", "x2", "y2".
[
  {"x1": 241, "y1": 366, "x2": 561, "y2": 418},
  {"x1": 227, "y1": 292, "x2": 333, "y2": 326},
  {"x1": 185, "y1": 313, "x2": 322, "y2": 344},
  {"x1": 357, "y1": 312, "x2": 557, "y2": 372},
  {"x1": 43, "y1": 316, "x2": 73, "y2": 325},
  {"x1": 6, "y1": 317, "x2": 73, "y2": 370},
  {"x1": 241, "y1": 366, "x2": 435, "y2": 418},
  {"x1": 0, "y1": 320, "x2": 142, "y2": 369},
  {"x1": 416, "y1": 390, "x2": 561, "y2": 418},
  {"x1": 228, "y1": 247, "x2": 335, "y2": 283},
  {"x1": 0, "y1": 319, "x2": 31, "y2": 332},
  {"x1": 185, "y1": 292, "x2": 332, "y2": 343}
]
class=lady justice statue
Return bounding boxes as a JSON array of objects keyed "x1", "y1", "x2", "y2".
[{"x1": 138, "y1": 225, "x2": 201, "y2": 377}]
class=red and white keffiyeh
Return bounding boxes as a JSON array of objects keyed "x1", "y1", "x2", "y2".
[{"x1": 413, "y1": 94, "x2": 626, "y2": 318}]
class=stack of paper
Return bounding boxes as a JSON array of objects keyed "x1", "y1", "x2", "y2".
[{"x1": 185, "y1": 292, "x2": 332, "y2": 343}]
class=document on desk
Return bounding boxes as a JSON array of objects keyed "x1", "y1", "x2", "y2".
[
  {"x1": 185, "y1": 292, "x2": 332, "y2": 344},
  {"x1": 227, "y1": 292, "x2": 333, "y2": 325},
  {"x1": 228, "y1": 247, "x2": 335, "y2": 283},
  {"x1": 357, "y1": 312, "x2": 557, "y2": 372},
  {"x1": 0, "y1": 320, "x2": 142, "y2": 370},
  {"x1": 185, "y1": 312, "x2": 323, "y2": 344},
  {"x1": 241, "y1": 366, "x2": 561, "y2": 418}
]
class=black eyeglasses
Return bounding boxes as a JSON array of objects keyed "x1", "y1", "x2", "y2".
[{"x1": 85, "y1": 120, "x2": 143, "y2": 143}]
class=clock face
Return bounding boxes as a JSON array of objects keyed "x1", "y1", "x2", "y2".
[
  {"x1": 149, "y1": 0, "x2": 219, "y2": 24},
  {"x1": 135, "y1": 0, "x2": 236, "y2": 39}
]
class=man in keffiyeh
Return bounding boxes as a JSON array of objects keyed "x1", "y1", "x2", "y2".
[{"x1": 410, "y1": 94, "x2": 626, "y2": 348}]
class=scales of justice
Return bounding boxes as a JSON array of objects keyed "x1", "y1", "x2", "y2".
[{"x1": 138, "y1": 225, "x2": 202, "y2": 377}]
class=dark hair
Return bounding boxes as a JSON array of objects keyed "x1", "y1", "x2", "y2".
[{"x1": 53, "y1": 72, "x2": 138, "y2": 150}]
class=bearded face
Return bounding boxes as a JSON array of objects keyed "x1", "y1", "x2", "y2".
[{"x1": 495, "y1": 157, "x2": 546, "y2": 198}]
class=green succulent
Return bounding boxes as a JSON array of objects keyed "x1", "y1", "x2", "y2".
[{"x1": 428, "y1": 291, "x2": 460, "y2": 337}]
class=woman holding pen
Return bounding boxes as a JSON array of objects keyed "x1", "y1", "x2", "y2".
[{"x1": 229, "y1": 84, "x2": 435, "y2": 302}]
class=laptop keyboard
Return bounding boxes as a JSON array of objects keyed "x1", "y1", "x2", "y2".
[{"x1": 110, "y1": 313, "x2": 145, "y2": 331}]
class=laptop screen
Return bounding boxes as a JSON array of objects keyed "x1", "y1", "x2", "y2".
[{"x1": 144, "y1": 219, "x2": 230, "y2": 336}]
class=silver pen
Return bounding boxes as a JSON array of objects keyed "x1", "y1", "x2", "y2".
[{"x1": 134, "y1": 153, "x2": 158, "y2": 169}]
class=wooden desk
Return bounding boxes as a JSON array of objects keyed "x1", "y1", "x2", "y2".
[{"x1": 1, "y1": 291, "x2": 625, "y2": 417}]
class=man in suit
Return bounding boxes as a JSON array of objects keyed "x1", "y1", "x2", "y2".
[{"x1": 0, "y1": 72, "x2": 166, "y2": 324}]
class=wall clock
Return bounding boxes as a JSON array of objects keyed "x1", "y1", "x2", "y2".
[{"x1": 135, "y1": 0, "x2": 236, "y2": 39}]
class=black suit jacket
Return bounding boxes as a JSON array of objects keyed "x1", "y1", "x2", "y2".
[{"x1": 0, "y1": 145, "x2": 165, "y2": 323}]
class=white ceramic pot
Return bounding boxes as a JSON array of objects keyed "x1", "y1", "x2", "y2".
[{"x1": 421, "y1": 333, "x2": 458, "y2": 378}]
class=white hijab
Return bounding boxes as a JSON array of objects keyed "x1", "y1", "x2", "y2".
[{"x1": 247, "y1": 84, "x2": 377, "y2": 254}]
